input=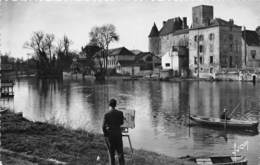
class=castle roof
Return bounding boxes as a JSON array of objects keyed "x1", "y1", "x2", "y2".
[
  {"x1": 190, "y1": 18, "x2": 241, "y2": 30},
  {"x1": 148, "y1": 23, "x2": 159, "y2": 37},
  {"x1": 242, "y1": 30, "x2": 260, "y2": 46},
  {"x1": 159, "y1": 17, "x2": 183, "y2": 36}
]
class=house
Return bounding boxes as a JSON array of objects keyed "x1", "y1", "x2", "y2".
[
  {"x1": 78, "y1": 43, "x2": 101, "y2": 75},
  {"x1": 161, "y1": 46, "x2": 189, "y2": 77},
  {"x1": 189, "y1": 5, "x2": 242, "y2": 78},
  {"x1": 241, "y1": 28, "x2": 260, "y2": 70},
  {"x1": 135, "y1": 52, "x2": 161, "y2": 70},
  {"x1": 94, "y1": 47, "x2": 140, "y2": 75}
]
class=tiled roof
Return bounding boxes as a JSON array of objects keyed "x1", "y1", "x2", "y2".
[
  {"x1": 191, "y1": 18, "x2": 241, "y2": 30},
  {"x1": 148, "y1": 23, "x2": 159, "y2": 37},
  {"x1": 172, "y1": 29, "x2": 189, "y2": 36},
  {"x1": 242, "y1": 30, "x2": 260, "y2": 46},
  {"x1": 159, "y1": 17, "x2": 183, "y2": 36},
  {"x1": 108, "y1": 47, "x2": 135, "y2": 56},
  {"x1": 94, "y1": 47, "x2": 135, "y2": 57},
  {"x1": 135, "y1": 52, "x2": 161, "y2": 64},
  {"x1": 118, "y1": 60, "x2": 138, "y2": 67}
]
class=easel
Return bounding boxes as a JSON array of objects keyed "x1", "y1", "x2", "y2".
[{"x1": 122, "y1": 127, "x2": 133, "y2": 155}]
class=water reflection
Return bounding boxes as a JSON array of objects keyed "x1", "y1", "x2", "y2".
[{"x1": 3, "y1": 78, "x2": 260, "y2": 165}]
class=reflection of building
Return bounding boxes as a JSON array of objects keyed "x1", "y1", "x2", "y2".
[{"x1": 241, "y1": 28, "x2": 260, "y2": 69}]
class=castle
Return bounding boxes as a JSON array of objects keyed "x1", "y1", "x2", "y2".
[{"x1": 148, "y1": 5, "x2": 260, "y2": 78}]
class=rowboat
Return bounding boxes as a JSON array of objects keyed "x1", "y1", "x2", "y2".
[
  {"x1": 190, "y1": 115, "x2": 259, "y2": 131},
  {"x1": 190, "y1": 155, "x2": 247, "y2": 165}
]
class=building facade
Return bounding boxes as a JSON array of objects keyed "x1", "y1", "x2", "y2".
[
  {"x1": 241, "y1": 28, "x2": 260, "y2": 70},
  {"x1": 148, "y1": 17, "x2": 189, "y2": 58},
  {"x1": 149, "y1": 5, "x2": 244, "y2": 78},
  {"x1": 94, "y1": 47, "x2": 140, "y2": 75}
]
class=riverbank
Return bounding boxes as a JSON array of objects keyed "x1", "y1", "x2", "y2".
[{"x1": 1, "y1": 110, "x2": 195, "y2": 165}]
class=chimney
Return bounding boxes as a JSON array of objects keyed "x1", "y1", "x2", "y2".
[
  {"x1": 183, "y1": 17, "x2": 187, "y2": 29},
  {"x1": 229, "y1": 19, "x2": 234, "y2": 25},
  {"x1": 162, "y1": 21, "x2": 166, "y2": 27}
]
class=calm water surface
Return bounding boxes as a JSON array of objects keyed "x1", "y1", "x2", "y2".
[{"x1": 2, "y1": 78, "x2": 260, "y2": 164}]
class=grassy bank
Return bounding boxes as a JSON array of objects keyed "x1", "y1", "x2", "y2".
[{"x1": 1, "y1": 111, "x2": 194, "y2": 165}]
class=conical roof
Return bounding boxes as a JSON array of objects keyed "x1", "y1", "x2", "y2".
[{"x1": 148, "y1": 23, "x2": 159, "y2": 37}]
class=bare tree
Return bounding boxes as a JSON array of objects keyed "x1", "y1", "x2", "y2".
[
  {"x1": 45, "y1": 33, "x2": 55, "y2": 61},
  {"x1": 89, "y1": 24, "x2": 119, "y2": 75},
  {"x1": 24, "y1": 31, "x2": 46, "y2": 58}
]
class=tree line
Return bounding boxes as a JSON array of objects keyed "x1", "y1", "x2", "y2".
[{"x1": 18, "y1": 24, "x2": 119, "y2": 79}]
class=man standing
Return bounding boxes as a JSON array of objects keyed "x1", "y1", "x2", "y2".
[{"x1": 102, "y1": 99, "x2": 125, "y2": 165}]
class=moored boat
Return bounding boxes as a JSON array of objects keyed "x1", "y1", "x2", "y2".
[
  {"x1": 191, "y1": 155, "x2": 247, "y2": 165},
  {"x1": 190, "y1": 115, "x2": 259, "y2": 131}
]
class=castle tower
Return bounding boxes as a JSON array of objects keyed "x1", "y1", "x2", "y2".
[
  {"x1": 148, "y1": 23, "x2": 160, "y2": 56},
  {"x1": 192, "y1": 5, "x2": 213, "y2": 28}
]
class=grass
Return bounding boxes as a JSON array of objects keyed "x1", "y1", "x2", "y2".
[{"x1": 1, "y1": 111, "x2": 195, "y2": 165}]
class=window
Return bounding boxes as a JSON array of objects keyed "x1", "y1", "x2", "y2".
[
  {"x1": 199, "y1": 35, "x2": 204, "y2": 41},
  {"x1": 210, "y1": 56, "x2": 213, "y2": 64},
  {"x1": 251, "y1": 50, "x2": 256, "y2": 59},
  {"x1": 200, "y1": 56, "x2": 203, "y2": 64},
  {"x1": 199, "y1": 45, "x2": 203, "y2": 53},
  {"x1": 210, "y1": 44, "x2": 214, "y2": 52},
  {"x1": 165, "y1": 63, "x2": 170, "y2": 67},
  {"x1": 209, "y1": 33, "x2": 215, "y2": 40},
  {"x1": 195, "y1": 67, "x2": 198, "y2": 73},
  {"x1": 194, "y1": 35, "x2": 198, "y2": 42},
  {"x1": 194, "y1": 57, "x2": 198, "y2": 64}
]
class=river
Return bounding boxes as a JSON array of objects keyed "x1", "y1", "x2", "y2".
[{"x1": 2, "y1": 77, "x2": 260, "y2": 164}]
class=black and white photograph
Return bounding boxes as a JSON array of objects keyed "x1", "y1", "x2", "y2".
[{"x1": 1, "y1": 0, "x2": 260, "y2": 164}]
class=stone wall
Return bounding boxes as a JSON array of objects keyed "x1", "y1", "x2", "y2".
[
  {"x1": 159, "y1": 33, "x2": 189, "y2": 57},
  {"x1": 189, "y1": 26, "x2": 220, "y2": 77},
  {"x1": 149, "y1": 37, "x2": 160, "y2": 56},
  {"x1": 241, "y1": 41, "x2": 260, "y2": 68},
  {"x1": 219, "y1": 26, "x2": 242, "y2": 69}
]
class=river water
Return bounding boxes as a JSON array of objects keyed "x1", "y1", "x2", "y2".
[{"x1": 2, "y1": 78, "x2": 260, "y2": 164}]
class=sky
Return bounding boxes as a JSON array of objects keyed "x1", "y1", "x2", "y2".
[{"x1": 1, "y1": 0, "x2": 260, "y2": 58}]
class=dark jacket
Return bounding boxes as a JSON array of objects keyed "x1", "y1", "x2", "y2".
[{"x1": 102, "y1": 109, "x2": 124, "y2": 137}]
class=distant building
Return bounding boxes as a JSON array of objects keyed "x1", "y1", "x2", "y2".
[
  {"x1": 95, "y1": 47, "x2": 140, "y2": 75},
  {"x1": 161, "y1": 46, "x2": 189, "y2": 77},
  {"x1": 149, "y1": 5, "x2": 244, "y2": 78},
  {"x1": 135, "y1": 52, "x2": 161, "y2": 70},
  {"x1": 241, "y1": 27, "x2": 260, "y2": 70},
  {"x1": 148, "y1": 17, "x2": 189, "y2": 58},
  {"x1": 189, "y1": 5, "x2": 242, "y2": 78}
]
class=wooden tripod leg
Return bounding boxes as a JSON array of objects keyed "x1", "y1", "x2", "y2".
[{"x1": 127, "y1": 135, "x2": 133, "y2": 154}]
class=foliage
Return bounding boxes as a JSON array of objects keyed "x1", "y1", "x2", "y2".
[
  {"x1": 89, "y1": 24, "x2": 119, "y2": 79},
  {"x1": 24, "y1": 31, "x2": 75, "y2": 77}
]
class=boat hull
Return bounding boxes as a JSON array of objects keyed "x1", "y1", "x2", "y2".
[
  {"x1": 190, "y1": 115, "x2": 259, "y2": 131},
  {"x1": 194, "y1": 155, "x2": 247, "y2": 165}
]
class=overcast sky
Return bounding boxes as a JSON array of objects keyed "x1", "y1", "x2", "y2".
[{"x1": 1, "y1": 0, "x2": 260, "y2": 58}]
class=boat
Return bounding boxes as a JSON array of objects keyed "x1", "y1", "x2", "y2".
[
  {"x1": 188, "y1": 155, "x2": 247, "y2": 165},
  {"x1": 190, "y1": 115, "x2": 259, "y2": 131}
]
